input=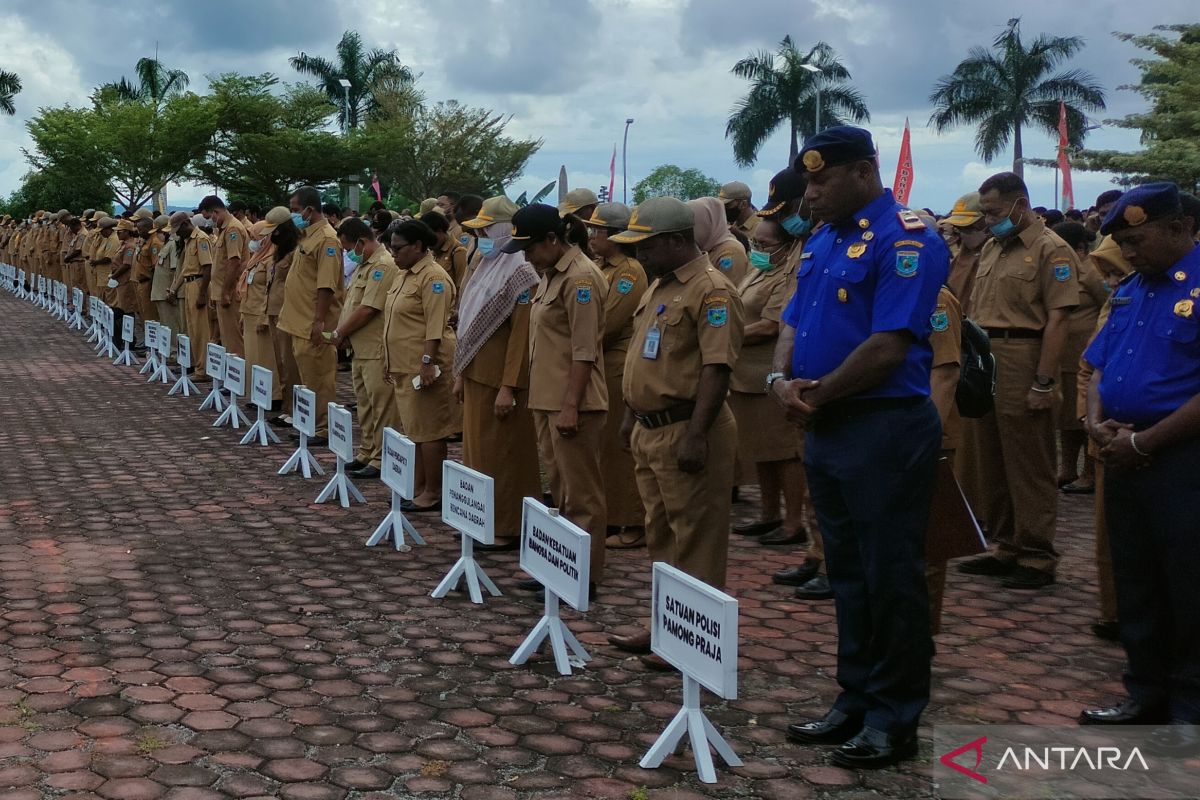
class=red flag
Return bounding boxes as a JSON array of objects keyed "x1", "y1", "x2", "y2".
[
  {"x1": 371, "y1": 173, "x2": 383, "y2": 203},
  {"x1": 1057, "y1": 102, "x2": 1075, "y2": 210},
  {"x1": 893, "y1": 118, "x2": 914, "y2": 206},
  {"x1": 607, "y1": 145, "x2": 617, "y2": 205}
]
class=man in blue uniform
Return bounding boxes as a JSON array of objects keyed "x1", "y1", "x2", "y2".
[
  {"x1": 770, "y1": 126, "x2": 949, "y2": 768},
  {"x1": 1080, "y1": 183, "x2": 1200, "y2": 745}
]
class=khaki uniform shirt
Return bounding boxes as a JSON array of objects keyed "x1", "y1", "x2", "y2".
[
  {"x1": 278, "y1": 219, "x2": 343, "y2": 339},
  {"x1": 434, "y1": 238, "x2": 469, "y2": 289},
  {"x1": 92, "y1": 232, "x2": 117, "y2": 266},
  {"x1": 930, "y1": 286, "x2": 963, "y2": 451},
  {"x1": 730, "y1": 262, "x2": 794, "y2": 394},
  {"x1": 266, "y1": 252, "x2": 290, "y2": 317},
  {"x1": 150, "y1": 234, "x2": 175, "y2": 302},
  {"x1": 528, "y1": 245, "x2": 608, "y2": 413},
  {"x1": 133, "y1": 236, "x2": 159, "y2": 283},
  {"x1": 381, "y1": 253, "x2": 456, "y2": 374},
  {"x1": 241, "y1": 253, "x2": 272, "y2": 318},
  {"x1": 178, "y1": 228, "x2": 214, "y2": 279},
  {"x1": 462, "y1": 301, "x2": 532, "y2": 390},
  {"x1": 947, "y1": 247, "x2": 981, "y2": 316},
  {"x1": 339, "y1": 247, "x2": 399, "y2": 360},
  {"x1": 623, "y1": 254, "x2": 744, "y2": 413},
  {"x1": 213, "y1": 216, "x2": 249, "y2": 289},
  {"x1": 969, "y1": 220, "x2": 1080, "y2": 329},
  {"x1": 736, "y1": 214, "x2": 761, "y2": 240},
  {"x1": 707, "y1": 239, "x2": 749, "y2": 286},
  {"x1": 599, "y1": 253, "x2": 647, "y2": 354}
]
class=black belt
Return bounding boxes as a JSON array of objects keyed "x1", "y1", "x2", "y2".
[
  {"x1": 985, "y1": 327, "x2": 1042, "y2": 340},
  {"x1": 632, "y1": 402, "x2": 695, "y2": 429},
  {"x1": 183, "y1": 274, "x2": 202, "y2": 283},
  {"x1": 817, "y1": 396, "x2": 926, "y2": 424}
]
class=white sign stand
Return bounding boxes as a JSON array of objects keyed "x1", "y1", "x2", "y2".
[
  {"x1": 154, "y1": 326, "x2": 175, "y2": 384},
  {"x1": 432, "y1": 462, "x2": 500, "y2": 604},
  {"x1": 98, "y1": 307, "x2": 116, "y2": 359},
  {"x1": 113, "y1": 315, "x2": 139, "y2": 366},
  {"x1": 278, "y1": 386, "x2": 325, "y2": 478},
  {"x1": 510, "y1": 498, "x2": 592, "y2": 675},
  {"x1": 168, "y1": 335, "x2": 201, "y2": 397},
  {"x1": 139, "y1": 321, "x2": 160, "y2": 377},
  {"x1": 198, "y1": 343, "x2": 227, "y2": 413},
  {"x1": 366, "y1": 428, "x2": 425, "y2": 551},
  {"x1": 240, "y1": 365, "x2": 282, "y2": 447},
  {"x1": 314, "y1": 403, "x2": 364, "y2": 507},
  {"x1": 85, "y1": 297, "x2": 100, "y2": 343},
  {"x1": 213, "y1": 354, "x2": 251, "y2": 429},
  {"x1": 639, "y1": 563, "x2": 742, "y2": 784},
  {"x1": 15, "y1": 270, "x2": 25, "y2": 299},
  {"x1": 69, "y1": 289, "x2": 84, "y2": 330}
]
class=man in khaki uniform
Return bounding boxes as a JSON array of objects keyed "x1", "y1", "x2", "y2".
[
  {"x1": 332, "y1": 218, "x2": 400, "y2": 477},
  {"x1": 942, "y1": 191, "x2": 989, "y2": 315},
  {"x1": 166, "y1": 212, "x2": 214, "y2": 381},
  {"x1": 200, "y1": 196, "x2": 248, "y2": 356},
  {"x1": 279, "y1": 186, "x2": 343, "y2": 441},
  {"x1": 90, "y1": 218, "x2": 119, "y2": 304},
  {"x1": 133, "y1": 216, "x2": 160, "y2": 323},
  {"x1": 607, "y1": 197, "x2": 744, "y2": 656},
  {"x1": 720, "y1": 180, "x2": 760, "y2": 240},
  {"x1": 150, "y1": 216, "x2": 183, "y2": 336},
  {"x1": 959, "y1": 172, "x2": 1080, "y2": 589}
]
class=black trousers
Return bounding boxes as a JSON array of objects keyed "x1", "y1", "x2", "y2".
[
  {"x1": 1105, "y1": 436, "x2": 1200, "y2": 723},
  {"x1": 804, "y1": 399, "x2": 941, "y2": 736}
]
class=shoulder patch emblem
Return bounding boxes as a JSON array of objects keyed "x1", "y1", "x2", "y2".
[
  {"x1": 125, "y1": 249, "x2": 133, "y2": 257},
  {"x1": 718, "y1": 255, "x2": 733, "y2": 271},
  {"x1": 895, "y1": 251, "x2": 920, "y2": 278},
  {"x1": 616, "y1": 276, "x2": 634, "y2": 295},
  {"x1": 1053, "y1": 264, "x2": 1071, "y2": 282},
  {"x1": 930, "y1": 309, "x2": 949, "y2": 331},
  {"x1": 372, "y1": 269, "x2": 383, "y2": 281},
  {"x1": 459, "y1": 234, "x2": 470, "y2": 246},
  {"x1": 517, "y1": 290, "x2": 531, "y2": 304},
  {"x1": 229, "y1": 231, "x2": 237, "y2": 240},
  {"x1": 432, "y1": 281, "x2": 445, "y2": 294},
  {"x1": 707, "y1": 304, "x2": 728, "y2": 327},
  {"x1": 576, "y1": 285, "x2": 592, "y2": 304},
  {"x1": 894, "y1": 239, "x2": 925, "y2": 249},
  {"x1": 199, "y1": 241, "x2": 208, "y2": 250},
  {"x1": 325, "y1": 246, "x2": 336, "y2": 257}
]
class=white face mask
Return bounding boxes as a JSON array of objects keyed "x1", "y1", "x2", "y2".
[{"x1": 248, "y1": 240, "x2": 261, "y2": 253}]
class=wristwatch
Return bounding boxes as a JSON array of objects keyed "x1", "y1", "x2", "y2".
[
  {"x1": 421, "y1": 354, "x2": 433, "y2": 365},
  {"x1": 1033, "y1": 374, "x2": 1056, "y2": 388},
  {"x1": 765, "y1": 372, "x2": 786, "y2": 392}
]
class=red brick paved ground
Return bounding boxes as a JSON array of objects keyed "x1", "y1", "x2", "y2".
[{"x1": 0, "y1": 291, "x2": 1126, "y2": 799}]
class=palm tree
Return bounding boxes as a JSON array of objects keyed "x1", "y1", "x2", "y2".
[
  {"x1": 726, "y1": 37, "x2": 870, "y2": 168},
  {"x1": 101, "y1": 57, "x2": 189, "y2": 109},
  {"x1": 290, "y1": 31, "x2": 414, "y2": 132},
  {"x1": 929, "y1": 18, "x2": 1106, "y2": 178},
  {"x1": 0, "y1": 69, "x2": 21, "y2": 116}
]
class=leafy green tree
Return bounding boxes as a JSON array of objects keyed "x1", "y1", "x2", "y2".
[
  {"x1": 929, "y1": 17, "x2": 1106, "y2": 177},
  {"x1": 632, "y1": 165, "x2": 720, "y2": 203},
  {"x1": 363, "y1": 100, "x2": 541, "y2": 199},
  {"x1": 1075, "y1": 25, "x2": 1200, "y2": 193},
  {"x1": 726, "y1": 37, "x2": 869, "y2": 167},
  {"x1": 1, "y1": 170, "x2": 112, "y2": 218},
  {"x1": 0, "y1": 69, "x2": 21, "y2": 116},
  {"x1": 290, "y1": 31, "x2": 415, "y2": 132},
  {"x1": 99, "y1": 57, "x2": 189, "y2": 110}
]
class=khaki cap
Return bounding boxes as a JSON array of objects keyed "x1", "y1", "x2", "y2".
[
  {"x1": 83, "y1": 208, "x2": 96, "y2": 218},
  {"x1": 153, "y1": 215, "x2": 170, "y2": 231},
  {"x1": 610, "y1": 197, "x2": 695, "y2": 244},
  {"x1": 97, "y1": 217, "x2": 118, "y2": 229},
  {"x1": 264, "y1": 206, "x2": 291, "y2": 227},
  {"x1": 718, "y1": 181, "x2": 752, "y2": 203},
  {"x1": 461, "y1": 195, "x2": 519, "y2": 229},
  {"x1": 944, "y1": 192, "x2": 984, "y2": 227},
  {"x1": 1090, "y1": 235, "x2": 1132, "y2": 277},
  {"x1": 132, "y1": 207, "x2": 154, "y2": 221},
  {"x1": 582, "y1": 202, "x2": 632, "y2": 230},
  {"x1": 418, "y1": 198, "x2": 439, "y2": 216},
  {"x1": 116, "y1": 218, "x2": 137, "y2": 232},
  {"x1": 558, "y1": 188, "x2": 599, "y2": 216}
]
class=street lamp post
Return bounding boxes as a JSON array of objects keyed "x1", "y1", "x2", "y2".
[
  {"x1": 622, "y1": 118, "x2": 634, "y2": 205},
  {"x1": 338, "y1": 79, "x2": 359, "y2": 213},
  {"x1": 801, "y1": 63, "x2": 822, "y2": 135}
]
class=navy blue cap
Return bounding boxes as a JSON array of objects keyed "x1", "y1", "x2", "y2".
[
  {"x1": 502, "y1": 203, "x2": 560, "y2": 253},
  {"x1": 757, "y1": 168, "x2": 807, "y2": 217},
  {"x1": 796, "y1": 126, "x2": 877, "y2": 174},
  {"x1": 1100, "y1": 182, "x2": 1182, "y2": 236}
]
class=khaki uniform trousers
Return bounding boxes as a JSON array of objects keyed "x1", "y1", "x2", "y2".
[
  {"x1": 156, "y1": 300, "x2": 185, "y2": 345},
  {"x1": 630, "y1": 404, "x2": 737, "y2": 588},
  {"x1": 462, "y1": 379, "x2": 541, "y2": 543},
  {"x1": 602, "y1": 349, "x2": 645, "y2": 528},
  {"x1": 291, "y1": 336, "x2": 336, "y2": 437},
  {"x1": 243, "y1": 314, "x2": 282, "y2": 405},
  {"x1": 351, "y1": 358, "x2": 396, "y2": 468},
  {"x1": 137, "y1": 281, "x2": 157, "y2": 322},
  {"x1": 533, "y1": 409, "x2": 608, "y2": 584},
  {"x1": 182, "y1": 281, "x2": 210, "y2": 378},
  {"x1": 961, "y1": 339, "x2": 1060, "y2": 572},
  {"x1": 91, "y1": 266, "x2": 109, "y2": 304},
  {"x1": 272, "y1": 319, "x2": 299, "y2": 414},
  {"x1": 216, "y1": 297, "x2": 244, "y2": 356}
]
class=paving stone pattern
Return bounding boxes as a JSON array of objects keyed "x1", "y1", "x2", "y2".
[{"x1": 0, "y1": 292, "x2": 1126, "y2": 799}]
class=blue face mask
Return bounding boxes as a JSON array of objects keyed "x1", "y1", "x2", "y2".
[
  {"x1": 291, "y1": 212, "x2": 308, "y2": 230},
  {"x1": 749, "y1": 249, "x2": 773, "y2": 270},
  {"x1": 476, "y1": 238, "x2": 495, "y2": 256},
  {"x1": 781, "y1": 213, "x2": 814, "y2": 237},
  {"x1": 989, "y1": 199, "x2": 1021, "y2": 237}
]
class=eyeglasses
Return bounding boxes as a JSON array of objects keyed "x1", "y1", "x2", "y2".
[{"x1": 387, "y1": 241, "x2": 411, "y2": 252}]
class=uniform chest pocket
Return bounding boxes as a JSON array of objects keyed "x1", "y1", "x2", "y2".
[
  {"x1": 1105, "y1": 307, "x2": 1132, "y2": 333},
  {"x1": 798, "y1": 258, "x2": 815, "y2": 278},
  {"x1": 1155, "y1": 315, "x2": 1198, "y2": 345},
  {"x1": 1003, "y1": 260, "x2": 1039, "y2": 283},
  {"x1": 832, "y1": 262, "x2": 869, "y2": 284}
]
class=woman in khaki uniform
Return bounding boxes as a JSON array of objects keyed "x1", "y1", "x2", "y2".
[
  {"x1": 383, "y1": 220, "x2": 458, "y2": 511},
  {"x1": 111, "y1": 220, "x2": 139, "y2": 346},
  {"x1": 239, "y1": 218, "x2": 284, "y2": 410},
  {"x1": 505, "y1": 203, "x2": 609, "y2": 588},
  {"x1": 689, "y1": 196, "x2": 749, "y2": 285},
  {"x1": 583, "y1": 203, "x2": 648, "y2": 549},
  {"x1": 263, "y1": 208, "x2": 300, "y2": 423},
  {"x1": 452, "y1": 203, "x2": 541, "y2": 549},
  {"x1": 422, "y1": 211, "x2": 469, "y2": 291},
  {"x1": 729, "y1": 218, "x2": 807, "y2": 545}
]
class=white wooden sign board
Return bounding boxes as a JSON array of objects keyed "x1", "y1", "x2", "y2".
[
  {"x1": 314, "y1": 403, "x2": 365, "y2": 508},
  {"x1": 212, "y1": 355, "x2": 250, "y2": 430},
  {"x1": 366, "y1": 428, "x2": 425, "y2": 552},
  {"x1": 278, "y1": 386, "x2": 324, "y2": 479},
  {"x1": 168, "y1": 334, "x2": 200, "y2": 398},
  {"x1": 240, "y1": 366, "x2": 281, "y2": 447},
  {"x1": 432, "y1": 461, "x2": 500, "y2": 604}
]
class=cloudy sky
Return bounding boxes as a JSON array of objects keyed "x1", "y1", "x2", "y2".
[{"x1": 0, "y1": 0, "x2": 1192, "y2": 213}]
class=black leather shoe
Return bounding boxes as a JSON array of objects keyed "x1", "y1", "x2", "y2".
[
  {"x1": 794, "y1": 574, "x2": 833, "y2": 600},
  {"x1": 608, "y1": 629, "x2": 652, "y2": 654},
  {"x1": 475, "y1": 539, "x2": 519, "y2": 552},
  {"x1": 516, "y1": 578, "x2": 541, "y2": 590},
  {"x1": 1092, "y1": 620, "x2": 1119, "y2": 641},
  {"x1": 759, "y1": 527, "x2": 808, "y2": 546},
  {"x1": 733, "y1": 519, "x2": 782, "y2": 536},
  {"x1": 787, "y1": 709, "x2": 864, "y2": 745},
  {"x1": 1079, "y1": 698, "x2": 1168, "y2": 726},
  {"x1": 345, "y1": 459, "x2": 368, "y2": 472},
  {"x1": 830, "y1": 726, "x2": 918, "y2": 769},
  {"x1": 773, "y1": 560, "x2": 821, "y2": 586},
  {"x1": 958, "y1": 555, "x2": 1016, "y2": 576},
  {"x1": 350, "y1": 465, "x2": 381, "y2": 479},
  {"x1": 1001, "y1": 566, "x2": 1055, "y2": 589}
]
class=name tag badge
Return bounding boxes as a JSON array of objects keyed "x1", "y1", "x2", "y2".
[
  {"x1": 642, "y1": 324, "x2": 661, "y2": 360},
  {"x1": 246, "y1": 271, "x2": 254, "y2": 285}
]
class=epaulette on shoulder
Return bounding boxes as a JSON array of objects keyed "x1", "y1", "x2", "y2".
[{"x1": 897, "y1": 209, "x2": 926, "y2": 231}]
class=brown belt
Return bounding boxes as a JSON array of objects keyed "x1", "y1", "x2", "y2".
[
  {"x1": 632, "y1": 402, "x2": 695, "y2": 429},
  {"x1": 984, "y1": 328, "x2": 1042, "y2": 340}
]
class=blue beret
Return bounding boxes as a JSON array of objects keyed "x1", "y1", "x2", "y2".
[
  {"x1": 1100, "y1": 182, "x2": 1182, "y2": 235},
  {"x1": 796, "y1": 126, "x2": 877, "y2": 174}
]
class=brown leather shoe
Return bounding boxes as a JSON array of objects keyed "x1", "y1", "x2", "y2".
[
  {"x1": 639, "y1": 653, "x2": 672, "y2": 671},
  {"x1": 605, "y1": 527, "x2": 646, "y2": 549},
  {"x1": 608, "y1": 629, "x2": 652, "y2": 654}
]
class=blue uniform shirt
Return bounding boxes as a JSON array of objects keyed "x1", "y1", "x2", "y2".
[
  {"x1": 781, "y1": 190, "x2": 949, "y2": 399},
  {"x1": 1084, "y1": 243, "x2": 1200, "y2": 427}
]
